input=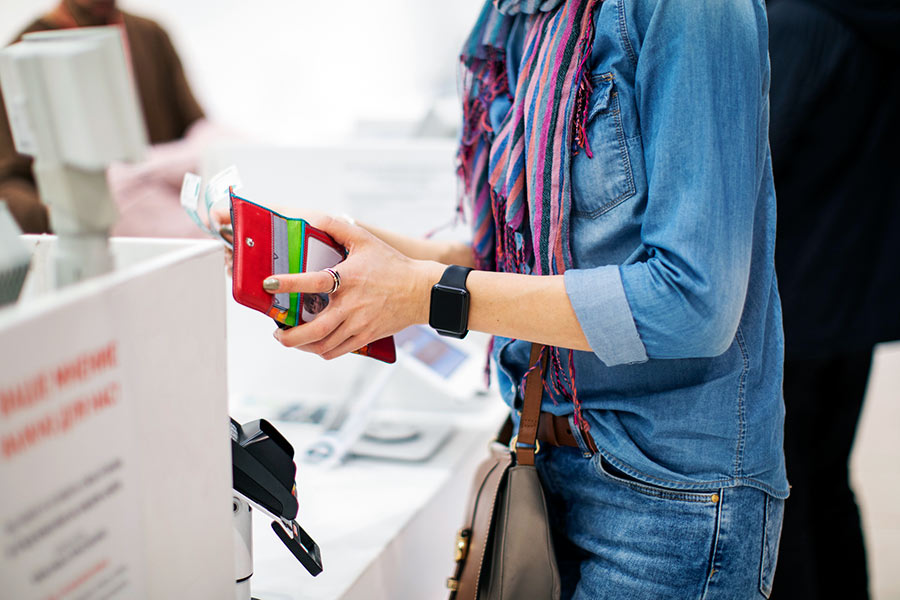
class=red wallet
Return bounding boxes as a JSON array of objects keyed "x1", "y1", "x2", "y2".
[{"x1": 230, "y1": 190, "x2": 396, "y2": 364}]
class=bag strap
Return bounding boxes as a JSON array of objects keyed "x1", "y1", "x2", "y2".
[
  {"x1": 495, "y1": 417, "x2": 514, "y2": 446},
  {"x1": 516, "y1": 343, "x2": 546, "y2": 467}
]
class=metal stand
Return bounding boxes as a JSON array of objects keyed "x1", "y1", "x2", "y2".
[{"x1": 233, "y1": 496, "x2": 254, "y2": 600}]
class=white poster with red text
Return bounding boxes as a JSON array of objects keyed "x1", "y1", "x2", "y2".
[
  {"x1": 1, "y1": 304, "x2": 146, "y2": 599},
  {"x1": 0, "y1": 238, "x2": 233, "y2": 600}
]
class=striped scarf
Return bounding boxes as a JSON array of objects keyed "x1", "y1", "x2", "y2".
[{"x1": 458, "y1": 0, "x2": 602, "y2": 428}]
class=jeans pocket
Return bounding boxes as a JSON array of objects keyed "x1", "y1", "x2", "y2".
[
  {"x1": 571, "y1": 73, "x2": 637, "y2": 219},
  {"x1": 594, "y1": 455, "x2": 720, "y2": 504},
  {"x1": 759, "y1": 495, "x2": 784, "y2": 598}
]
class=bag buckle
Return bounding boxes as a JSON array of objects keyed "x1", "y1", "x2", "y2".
[
  {"x1": 446, "y1": 577, "x2": 460, "y2": 591},
  {"x1": 509, "y1": 434, "x2": 540, "y2": 455},
  {"x1": 454, "y1": 528, "x2": 470, "y2": 562}
]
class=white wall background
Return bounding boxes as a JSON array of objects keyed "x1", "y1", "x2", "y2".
[{"x1": 1, "y1": 0, "x2": 483, "y2": 142}]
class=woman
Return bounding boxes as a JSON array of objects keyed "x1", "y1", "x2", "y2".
[{"x1": 261, "y1": 0, "x2": 788, "y2": 597}]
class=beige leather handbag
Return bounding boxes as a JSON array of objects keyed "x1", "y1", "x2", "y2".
[{"x1": 447, "y1": 344, "x2": 561, "y2": 600}]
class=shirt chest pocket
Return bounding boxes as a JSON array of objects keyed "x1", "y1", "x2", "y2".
[{"x1": 571, "y1": 73, "x2": 637, "y2": 219}]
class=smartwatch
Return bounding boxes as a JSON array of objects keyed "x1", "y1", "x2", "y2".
[{"x1": 429, "y1": 265, "x2": 473, "y2": 339}]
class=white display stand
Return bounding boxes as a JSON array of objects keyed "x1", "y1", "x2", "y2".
[{"x1": 0, "y1": 237, "x2": 234, "y2": 599}]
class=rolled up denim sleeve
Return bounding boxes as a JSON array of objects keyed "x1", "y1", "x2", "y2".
[
  {"x1": 565, "y1": 266, "x2": 648, "y2": 365},
  {"x1": 566, "y1": 0, "x2": 766, "y2": 364}
]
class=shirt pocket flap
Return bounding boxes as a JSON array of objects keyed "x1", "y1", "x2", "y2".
[{"x1": 588, "y1": 74, "x2": 616, "y2": 121}]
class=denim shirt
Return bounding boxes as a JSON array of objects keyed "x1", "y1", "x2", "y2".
[{"x1": 490, "y1": 0, "x2": 789, "y2": 498}]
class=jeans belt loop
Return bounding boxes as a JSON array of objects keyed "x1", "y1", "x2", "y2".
[{"x1": 567, "y1": 414, "x2": 596, "y2": 458}]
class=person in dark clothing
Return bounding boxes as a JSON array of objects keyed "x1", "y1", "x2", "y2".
[
  {"x1": 767, "y1": 0, "x2": 900, "y2": 597},
  {"x1": 0, "y1": 0, "x2": 205, "y2": 234}
]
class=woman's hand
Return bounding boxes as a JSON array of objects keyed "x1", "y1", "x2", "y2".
[{"x1": 265, "y1": 215, "x2": 443, "y2": 360}]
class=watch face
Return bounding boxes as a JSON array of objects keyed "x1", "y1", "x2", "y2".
[{"x1": 429, "y1": 285, "x2": 469, "y2": 334}]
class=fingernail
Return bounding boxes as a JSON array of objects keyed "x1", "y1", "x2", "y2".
[
  {"x1": 273, "y1": 330, "x2": 281, "y2": 340},
  {"x1": 263, "y1": 277, "x2": 280, "y2": 291}
]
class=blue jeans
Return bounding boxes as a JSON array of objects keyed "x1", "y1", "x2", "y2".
[{"x1": 536, "y1": 445, "x2": 784, "y2": 599}]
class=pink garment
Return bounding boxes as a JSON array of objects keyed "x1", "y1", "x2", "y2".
[{"x1": 107, "y1": 120, "x2": 227, "y2": 238}]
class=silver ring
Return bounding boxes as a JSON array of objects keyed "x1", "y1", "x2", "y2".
[{"x1": 324, "y1": 268, "x2": 341, "y2": 294}]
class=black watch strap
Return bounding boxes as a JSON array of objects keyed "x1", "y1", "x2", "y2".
[{"x1": 439, "y1": 265, "x2": 473, "y2": 289}]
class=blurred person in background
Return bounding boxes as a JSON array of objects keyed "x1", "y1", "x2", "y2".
[
  {"x1": 767, "y1": 0, "x2": 900, "y2": 597},
  {"x1": 0, "y1": 0, "x2": 217, "y2": 238}
]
